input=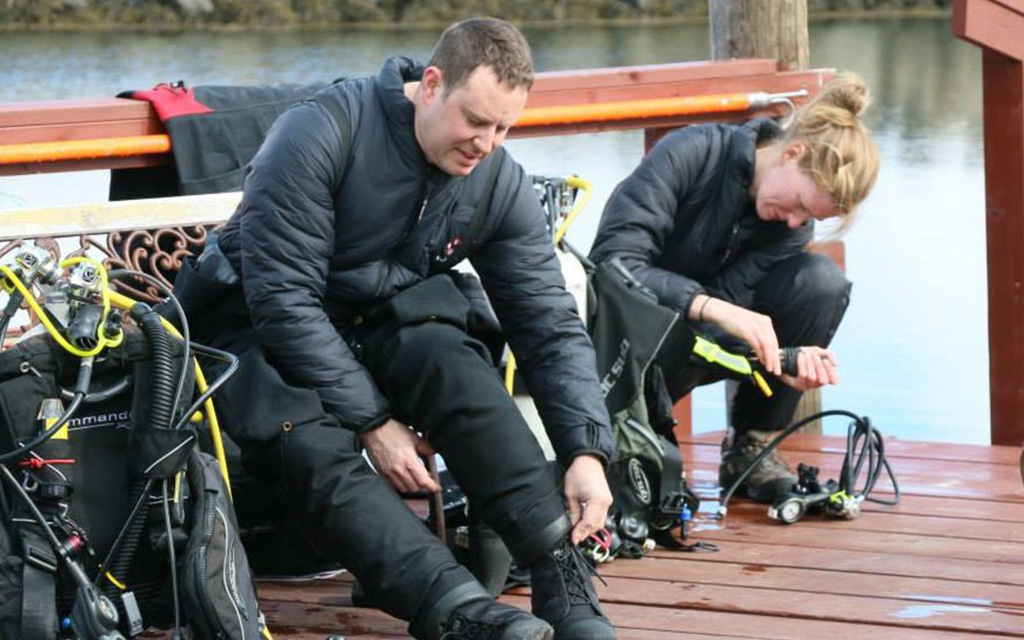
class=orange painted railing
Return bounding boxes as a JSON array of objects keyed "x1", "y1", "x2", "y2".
[
  {"x1": 0, "y1": 135, "x2": 172, "y2": 165},
  {"x1": 1, "y1": 89, "x2": 808, "y2": 166},
  {"x1": 516, "y1": 90, "x2": 805, "y2": 127},
  {"x1": 0, "y1": 60, "x2": 831, "y2": 177}
]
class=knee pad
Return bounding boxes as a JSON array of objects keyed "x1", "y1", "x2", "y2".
[{"x1": 792, "y1": 253, "x2": 851, "y2": 306}]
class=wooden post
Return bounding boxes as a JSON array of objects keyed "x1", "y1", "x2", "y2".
[
  {"x1": 709, "y1": 0, "x2": 809, "y2": 72},
  {"x1": 953, "y1": 0, "x2": 1024, "y2": 446},
  {"x1": 708, "y1": 0, "x2": 824, "y2": 435}
]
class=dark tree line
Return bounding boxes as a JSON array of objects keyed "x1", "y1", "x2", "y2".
[{"x1": 0, "y1": 0, "x2": 953, "y2": 27}]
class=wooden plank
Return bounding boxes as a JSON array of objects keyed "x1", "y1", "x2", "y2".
[
  {"x1": 698, "y1": 490, "x2": 1023, "y2": 523},
  {"x1": 0, "y1": 98, "x2": 156, "y2": 128},
  {"x1": 680, "y1": 445, "x2": 1024, "y2": 502},
  {"x1": 526, "y1": 69, "x2": 828, "y2": 108},
  {"x1": 254, "y1": 596, "x2": 1014, "y2": 640},
  {"x1": 505, "y1": 597, "x2": 1008, "y2": 640},
  {"x1": 687, "y1": 518, "x2": 1024, "y2": 565},
  {"x1": 530, "y1": 59, "x2": 781, "y2": 93},
  {"x1": 0, "y1": 192, "x2": 240, "y2": 239},
  {"x1": 981, "y1": 52, "x2": 1024, "y2": 446},
  {"x1": 864, "y1": 493, "x2": 1022, "y2": 522},
  {"x1": 953, "y1": 0, "x2": 1024, "y2": 61},
  {"x1": 648, "y1": 538, "x2": 1024, "y2": 586},
  {"x1": 0, "y1": 118, "x2": 162, "y2": 146},
  {"x1": 0, "y1": 154, "x2": 169, "y2": 177},
  {"x1": 259, "y1": 600, "x2": 407, "y2": 637},
  {"x1": 533, "y1": 576, "x2": 1024, "y2": 635},
  {"x1": 702, "y1": 499, "x2": 1024, "y2": 542},
  {"x1": 681, "y1": 430, "x2": 1023, "y2": 466},
  {"x1": 597, "y1": 556, "x2": 1024, "y2": 610}
]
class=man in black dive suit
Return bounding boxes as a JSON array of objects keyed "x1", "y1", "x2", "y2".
[{"x1": 177, "y1": 17, "x2": 617, "y2": 640}]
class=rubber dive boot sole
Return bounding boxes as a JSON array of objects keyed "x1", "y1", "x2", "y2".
[{"x1": 500, "y1": 618, "x2": 555, "y2": 640}]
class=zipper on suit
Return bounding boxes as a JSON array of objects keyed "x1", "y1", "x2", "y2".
[
  {"x1": 720, "y1": 223, "x2": 740, "y2": 266},
  {"x1": 376, "y1": 180, "x2": 433, "y2": 296}
]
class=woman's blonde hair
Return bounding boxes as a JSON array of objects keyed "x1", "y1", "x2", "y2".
[{"x1": 783, "y1": 72, "x2": 880, "y2": 223}]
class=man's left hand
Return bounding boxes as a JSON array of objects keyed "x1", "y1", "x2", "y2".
[{"x1": 563, "y1": 454, "x2": 613, "y2": 545}]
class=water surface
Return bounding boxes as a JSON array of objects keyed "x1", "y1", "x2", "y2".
[{"x1": 0, "y1": 18, "x2": 989, "y2": 443}]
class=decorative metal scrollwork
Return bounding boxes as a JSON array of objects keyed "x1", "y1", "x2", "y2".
[{"x1": 1, "y1": 224, "x2": 220, "y2": 338}]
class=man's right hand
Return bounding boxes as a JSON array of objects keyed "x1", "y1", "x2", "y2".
[
  {"x1": 694, "y1": 295, "x2": 782, "y2": 376},
  {"x1": 359, "y1": 419, "x2": 441, "y2": 494}
]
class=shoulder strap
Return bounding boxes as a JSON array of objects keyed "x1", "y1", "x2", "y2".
[
  {"x1": 311, "y1": 93, "x2": 354, "y2": 191},
  {"x1": 18, "y1": 528, "x2": 58, "y2": 640}
]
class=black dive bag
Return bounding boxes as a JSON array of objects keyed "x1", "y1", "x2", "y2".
[
  {"x1": 0, "y1": 327, "x2": 262, "y2": 639},
  {"x1": 589, "y1": 260, "x2": 700, "y2": 557}
]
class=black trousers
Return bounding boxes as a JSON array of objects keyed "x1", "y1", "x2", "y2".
[
  {"x1": 658, "y1": 253, "x2": 852, "y2": 434},
  {"x1": 233, "y1": 320, "x2": 567, "y2": 624}
]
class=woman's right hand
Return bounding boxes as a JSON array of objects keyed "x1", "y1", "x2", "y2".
[{"x1": 692, "y1": 295, "x2": 782, "y2": 376}]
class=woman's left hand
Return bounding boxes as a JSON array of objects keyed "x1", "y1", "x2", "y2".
[{"x1": 778, "y1": 346, "x2": 840, "y2": 392}]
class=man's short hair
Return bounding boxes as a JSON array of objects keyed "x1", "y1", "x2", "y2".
[{"x1": 428, "y1": 17, "x2": 534, "y2": 93}]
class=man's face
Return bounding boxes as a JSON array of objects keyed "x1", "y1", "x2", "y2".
[{"x1": 415, "y1": 65, "x2": 528, "y2": 176}]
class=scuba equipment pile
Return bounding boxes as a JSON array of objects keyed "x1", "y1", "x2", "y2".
[
  {"x1": 717, "y1": 408, "x2": 901, "y2": 525},
  {"x1": 587, "y1": 257, "x2": 902, "y2": 556},
  {"x1": 665, "y1": 321, "x2": 902, "y2": 526},
  {"x1": 0, "y1": 246, "x2": 269, "y2": 639},
  {"x1": 678, "y1": 331, "x2": 902, "y2": 525}
]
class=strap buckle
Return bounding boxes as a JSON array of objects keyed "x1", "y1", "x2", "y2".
[{"x1": 23, "y1": 540, "x2": 58, "y2": 574}]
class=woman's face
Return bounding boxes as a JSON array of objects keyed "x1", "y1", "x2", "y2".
[{"x1": 755, "y1": 143, "x2": 839, "y2": 229}]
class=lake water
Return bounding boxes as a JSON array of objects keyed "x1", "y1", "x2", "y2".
[{"x1": 0, "y1": 17, "x2": 990, "y2": 443}]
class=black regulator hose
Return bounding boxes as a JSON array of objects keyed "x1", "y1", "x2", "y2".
[
  {"x1": 101, "y1": 303, "x2": 178, "y2": 597},
  {"x1": 717, "y1": 409, "x2": 900, "y2": 518},
  {"x1": 97, "y1": 478, "x2": 153, "y2": 592},
  {"x1": 130, "y1": 302, "x2": 177, "y2": 433},
  {"x1": 0, "y1": 289, "x2": 24, "y2": 347},
  {"x1": 108, "y1": 269, "x2": 192, "y2": 423}
]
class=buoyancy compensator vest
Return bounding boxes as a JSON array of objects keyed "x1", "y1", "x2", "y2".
[
  {"x1": 0, "y1": 321, "x2": 262, "y2": 639},
  {"x1": 588, "y1": 259, "x2": 701, "y2": 558}
]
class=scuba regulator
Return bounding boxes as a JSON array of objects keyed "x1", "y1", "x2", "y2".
[
  {"x1": 685, "y1": 332, "x2": 901, "y2": 525},
  {"x1": 1, "y1": 248, "x2": 128, "y2": 640},
  {"x1": 716, "y1": 409, "x2": 901, "y2": 525}
]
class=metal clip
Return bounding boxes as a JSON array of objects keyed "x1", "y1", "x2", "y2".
[{"x1": 19, "y1": 361, "x2": 42, "y2": 378}]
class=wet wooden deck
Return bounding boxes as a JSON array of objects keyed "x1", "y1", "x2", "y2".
[{"x1": 250, "y1": 431, "x2": 1023, "y2": 640}]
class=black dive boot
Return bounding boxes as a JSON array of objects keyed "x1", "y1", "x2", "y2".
[
  {"x1": 529, "y1": 539, "x2": 615, "y2": 640},
  {"x1": 411, "y1": 585, "x2": 553, "y2": 640}
]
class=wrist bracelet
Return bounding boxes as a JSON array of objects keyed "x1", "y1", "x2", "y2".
[{"x1": 698, "y1": 296, "x2": 712, "y2": 323}]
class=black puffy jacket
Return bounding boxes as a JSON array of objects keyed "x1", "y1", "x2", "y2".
[
  {"x1": 216, "y1": 57, "x2": 613, "y2": 466},
  {"x1": 589, "y1": 119, "x2": 812, "y2": 316}
]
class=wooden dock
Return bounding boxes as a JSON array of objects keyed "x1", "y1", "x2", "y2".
[{"x1": 241, "y1": 431, "x2": 1024, "y2": 640}]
